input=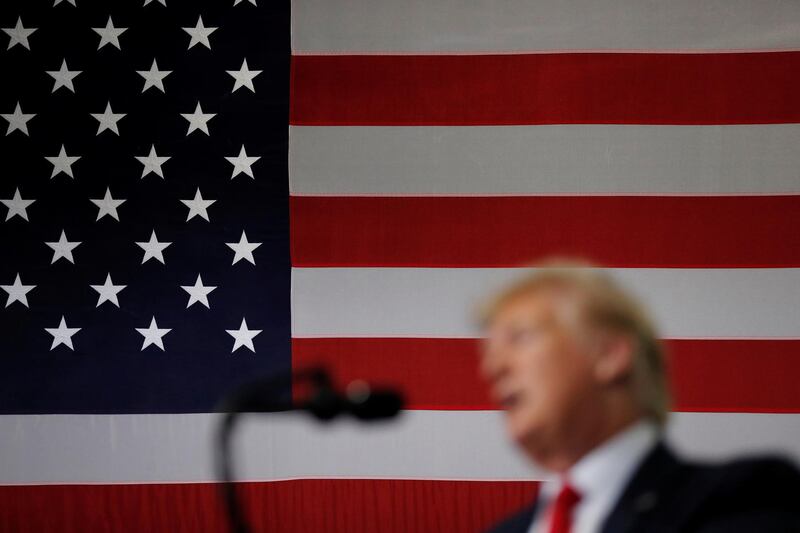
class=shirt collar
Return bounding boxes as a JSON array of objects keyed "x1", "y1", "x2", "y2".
[
  {"x1": 539, "y1": 418, "x2": 659, "y2": 505},
  {"x1": 569, "y1": 418, "x2": 658, "y2": 499}
]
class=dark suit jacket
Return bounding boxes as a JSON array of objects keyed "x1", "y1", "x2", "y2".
[{"x1": 485, "y1": 442, "x2": 800, "y2": 533}]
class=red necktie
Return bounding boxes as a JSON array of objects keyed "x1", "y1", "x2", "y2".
[{"x1": 547, "y1": 482, "x2": 582, "y2": 533}]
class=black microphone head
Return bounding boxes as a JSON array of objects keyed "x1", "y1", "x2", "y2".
[
  {"x1": 299, "y1": 377, "x2": 405, "y2": 422},
  {"x1": 303, "y1": 386, "x2": 345, "y2": 421},
  {"x1": 346, "y1": 380, "x2": 404, "y2": 420}
]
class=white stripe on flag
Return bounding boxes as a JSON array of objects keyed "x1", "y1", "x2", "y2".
[
  {"x1": 291, "y1": 268, "x2": 800, "y2": 338},
  {"x1": 2, "y1": 412, "x2": 799, "y2": 484},
  {"x1": 292, "y1": 0, "x2": 800, "y2": 53},
  {"x1": 289, "y1": 125, "x2": 800, "y2": 196}
]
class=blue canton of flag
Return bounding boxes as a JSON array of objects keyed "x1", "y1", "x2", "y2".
[{"x1": 0, "y1": 0, "x2": 291, "y2": 414}]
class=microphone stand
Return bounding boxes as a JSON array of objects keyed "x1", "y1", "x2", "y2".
[
  {"x1": 216, "y1": 409, "x2": 256, "y2": 533},
  {"x1": 214, "y1": 367, "x2": 402, "y2": 533}
]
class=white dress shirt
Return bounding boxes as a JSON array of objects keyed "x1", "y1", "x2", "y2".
[{"x1": 527, "y1": 419, "x2": 659, "y2": 533}]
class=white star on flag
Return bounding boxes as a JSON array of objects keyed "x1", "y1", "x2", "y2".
[
  {"x1": 136, "y1": 317, "x2": 171, "y2": 351},
  {"x1": 46, "y1": 59, "x2": 82, "y2": 93},
  {"x1": 227, "y1": 59, "x2": 262, "y2": 93},
  {"x1": 136, "y1": 230, "x2": 172, "y2": 264},
  {"x1": 2, "y1": 188, "x2": 35, "y2": 221},
  {"x1": 2, "y1": 102, "x2": 35, "y2": 136},
  {"x1": 2, "y1": 17, "x2": 37, "y2": 50},
  {"x1": 92, "y1": 16, "x2": 127, "y2": 50},
  {"x1": 45, "y1": 230, "x2": 81, "y2": 264},
  {"x1": 183, "y1": 15, "x2": 217, "y2": 50},
  {"x1": 181, "y1": 274, "x2": 217, "y2": 308},
  {"x1": 45, "y1": 145, "x2": 81, "y2": 179},
  {"x1": 226, "y1": 318, "x2": 262, "y2": 353},
  {"x1": 1, "y1": 274, "x2": 35, "y2": 308},
  {"x1": 137, "y1": 59, "x2": 172, "y2": 93},
  {"x1": 90, "y1": 274, "x2": 126, "y2": 307},
  {"x1": 135, "y1": 145, "x2": 171, "y2": 178},
  {"x1": 181, "y1": 102, "x2": 216, "y2": 136},
  {"x1": 91, "y1": 102, "x2": 126, "y2": 136},
  {"x1": 180, "y1": 188, "x2": 216, "y2": 221},
  {"x1": 225, "y1": 231, "x2": 262, "y2": 265},
  {"x1": 225, "y1": 145, "x2": 261, "y2": 179},
  {"x1": 45, "y1": 316, "x2": 81, "y2": 351},
  {"x1": 90, "y1": 187, "x2": 126, "y2": 221}
]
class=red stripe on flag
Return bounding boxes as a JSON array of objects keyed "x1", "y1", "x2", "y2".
[
  {"x1": 289, "y1": 195, "x2": 800, "y2": 267},
  {"x1": 290, "y1": 52, "x2": 800, "y2": 125},
  {"x1": 293, "y1": 338, "x2": 800, "y2": 413},
  {"x1": 0, "y1": 480, "x2": 537, "y2": 533}
]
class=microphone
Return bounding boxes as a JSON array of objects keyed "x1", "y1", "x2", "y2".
[
  {"x1": 223, "y1": 369, "x2": 404, "y2": 420},
  {"x1": 302, "y1": 378, "x2": 404, "y2": 421},
  {"x1": 216, "y1": 367, "x2": 405, "y2": 533}
]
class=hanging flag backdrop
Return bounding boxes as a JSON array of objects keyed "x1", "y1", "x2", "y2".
[{"x1": 2, "y1": 0, "x2": 800, "y2": 532}]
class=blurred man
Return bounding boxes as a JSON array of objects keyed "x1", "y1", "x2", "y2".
[{"x1": 479, "y1": 264, "x2": 799, "y2": 533}]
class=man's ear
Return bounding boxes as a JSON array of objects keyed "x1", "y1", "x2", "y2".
[{"x1": 593, "y1": 333, "x2": 635, "y2": 385}]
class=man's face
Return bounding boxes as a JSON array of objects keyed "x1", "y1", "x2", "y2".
[{"x1": 480, "y1": 289, "x2": 600, "y2": 460}]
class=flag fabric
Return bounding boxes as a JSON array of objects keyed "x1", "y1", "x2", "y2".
[
  {"x1": 3, "y1": 1, "x2": 800, "y2": 532},
  {"x1": 0, "y1": 0, "x2": 291, "y2": 416}
]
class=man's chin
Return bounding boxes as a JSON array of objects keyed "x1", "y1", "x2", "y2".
[
  {"x1": 506, "y1": 416, "x2": 553, "y2": 464},
  {"x1": 505, "y1": 413, "x2": 539, "y2": 446}
]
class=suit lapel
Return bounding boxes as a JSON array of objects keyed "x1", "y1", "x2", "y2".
[
  {"x1": 493, "y1": 499, "x2": 539, "y2": 533},
  {"x1": 599, "y1": 441, "x2": 682, "y2": 533},
  {"x1": 518, "y1": 498, "x2": 541, "y2": 533}
]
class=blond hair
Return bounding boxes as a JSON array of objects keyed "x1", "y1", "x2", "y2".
[{"x1": 479, "y1": 260, "x2": 670, "y2": 426}]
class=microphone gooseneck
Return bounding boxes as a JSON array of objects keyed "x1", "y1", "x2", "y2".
[{"x1": 215, "y1": 367, "x2": 404, "y2": 533}]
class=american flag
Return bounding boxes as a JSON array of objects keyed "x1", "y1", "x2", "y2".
[{"x1": 3, "y1": 1, "x2": 800, "y2": 532}]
